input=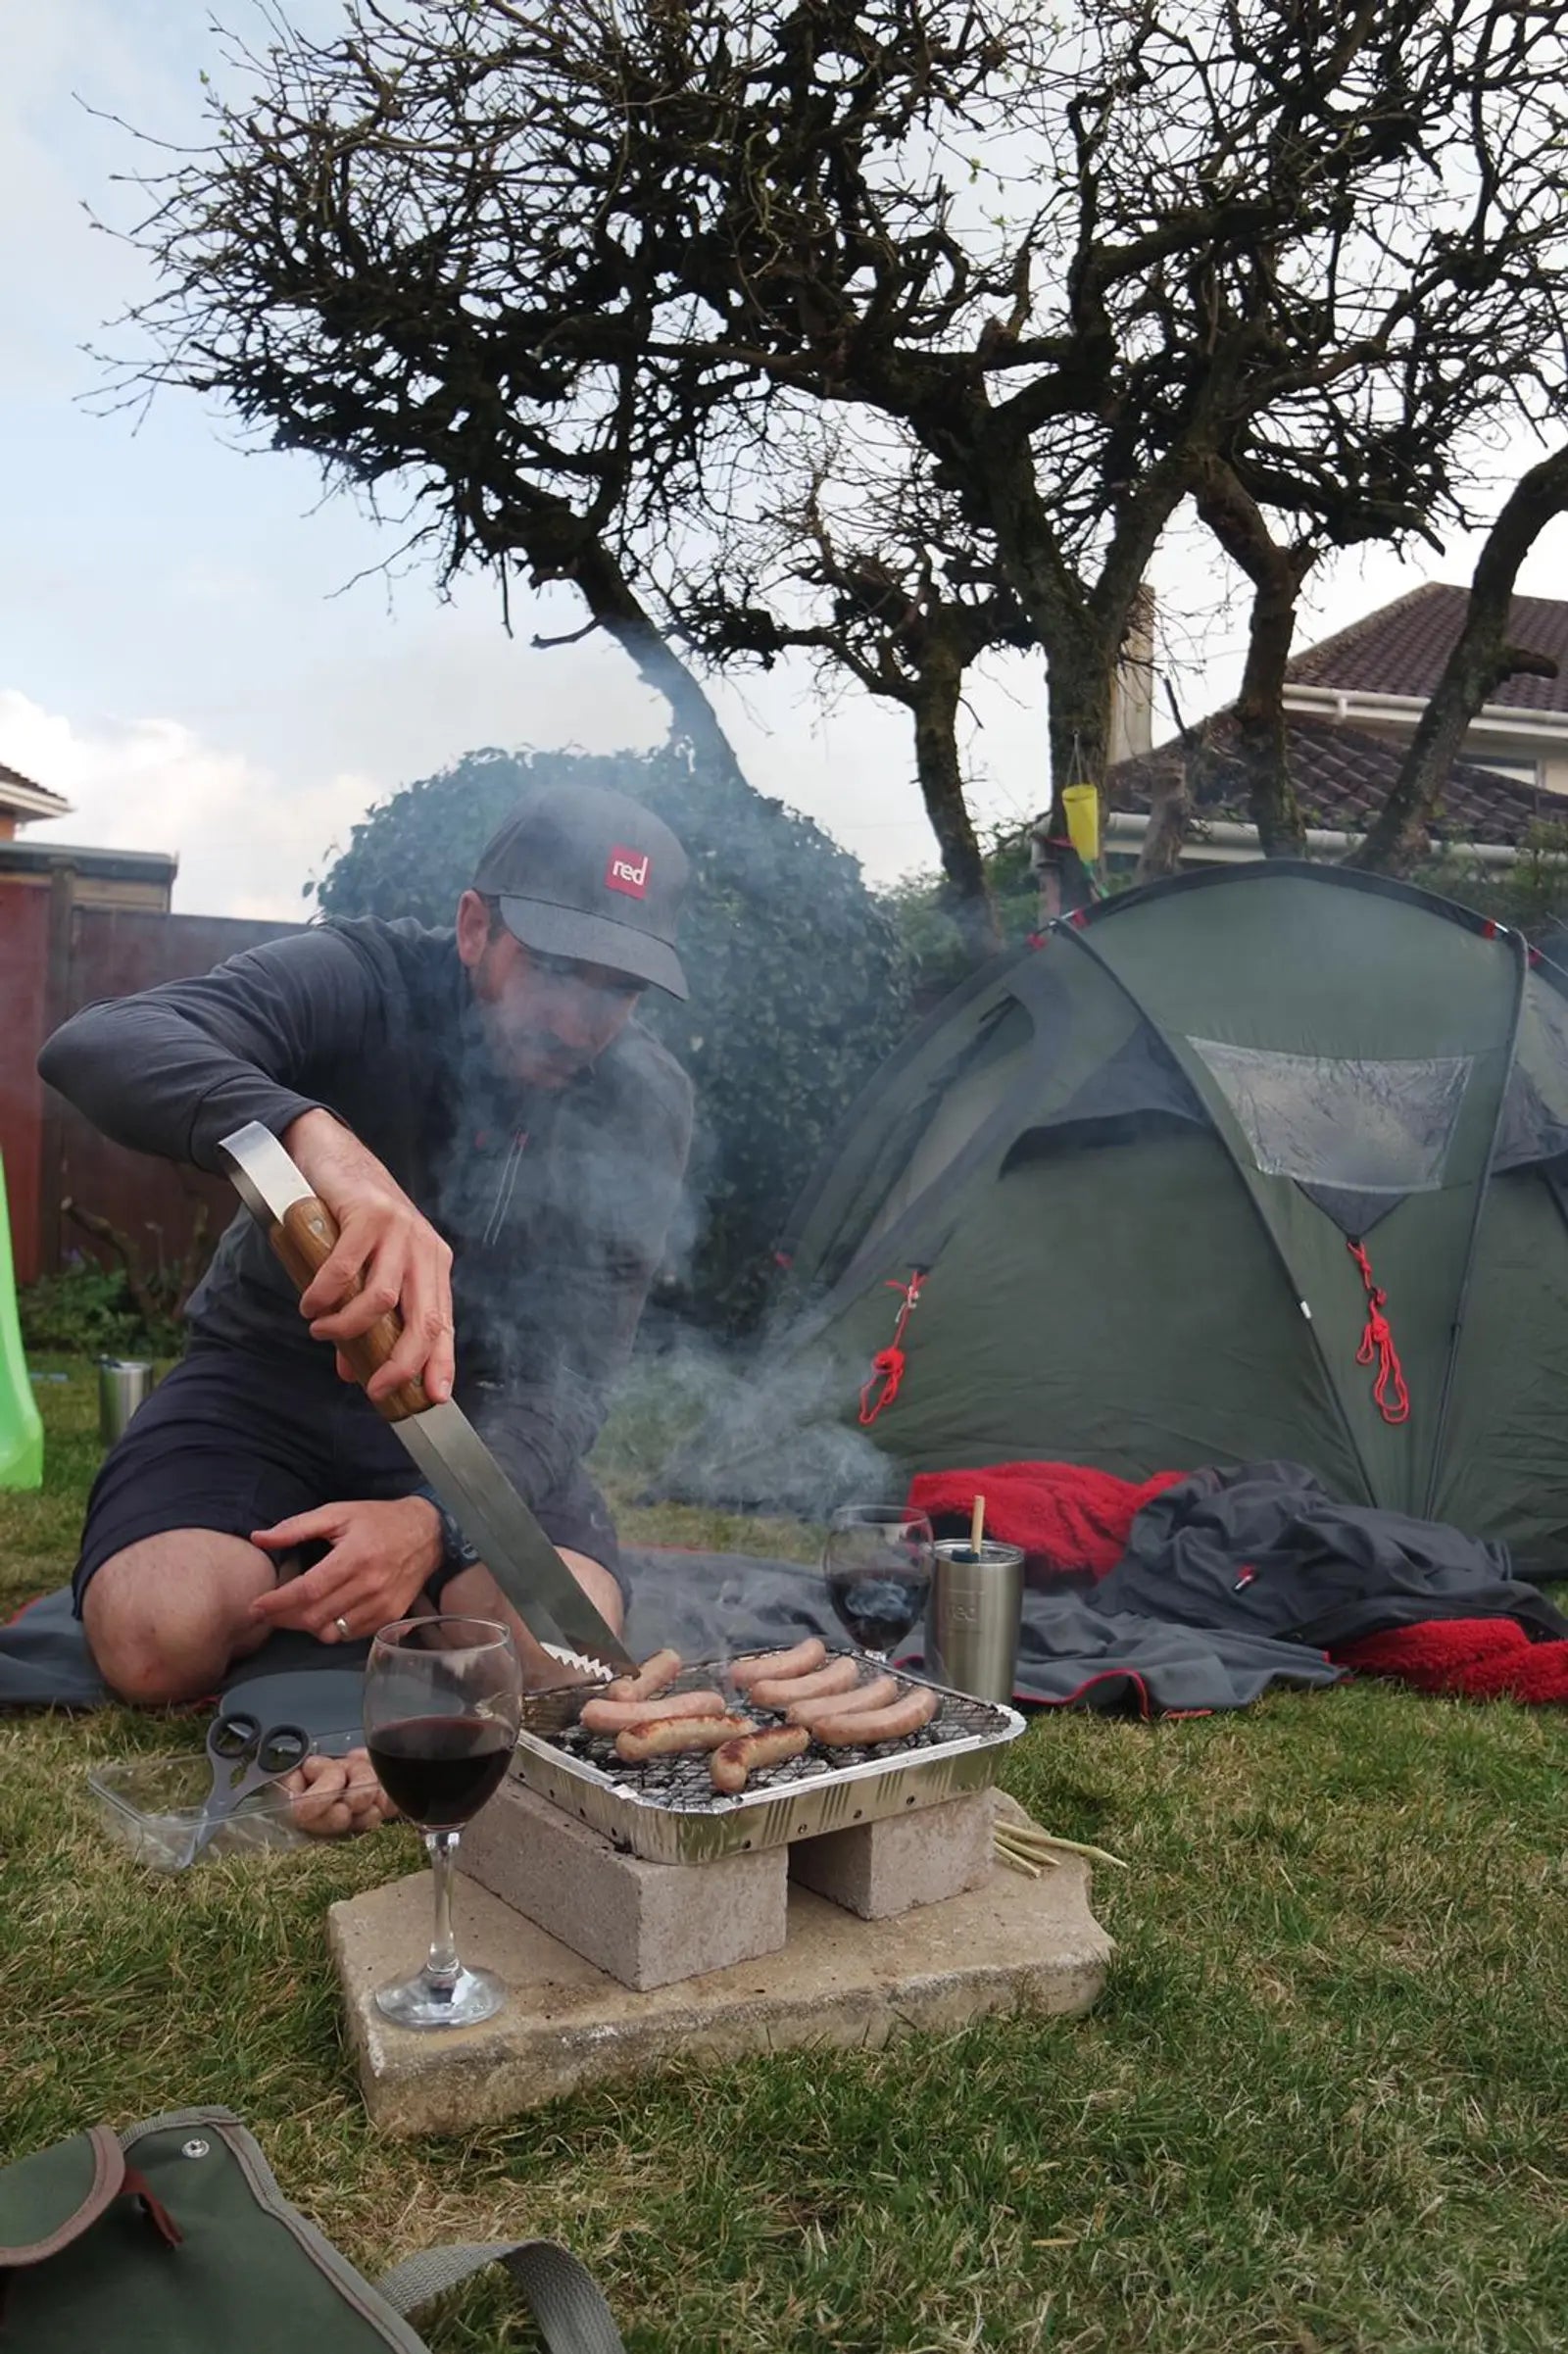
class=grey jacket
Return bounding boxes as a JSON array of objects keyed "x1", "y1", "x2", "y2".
[{"x1": 37, "y1": 917, "x2": 693, "y2": 1508}]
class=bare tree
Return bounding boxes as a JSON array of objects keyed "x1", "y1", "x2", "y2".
[
  {"x1": 103, "y1": 0, "x2": 1568, "y2": 910},
  {"x1": 1162, "y1": 0, "x2": 1568, "y2": 861},
  {"x1": 672, "y1": 435, "x2": 1033, "y2": 954}
]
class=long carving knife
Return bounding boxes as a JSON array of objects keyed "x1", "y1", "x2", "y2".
[{"x1": 218, "y1": 1121, "x2": 633, "y2": 1678}]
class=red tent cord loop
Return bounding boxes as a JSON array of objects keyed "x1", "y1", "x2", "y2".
[
  {"x1": 859, "y1": 1271, "x2": 925, "y2": 1426},
  {"x1": 1348, "y1": 1240, "x2": 1410, "y2": 1426}
]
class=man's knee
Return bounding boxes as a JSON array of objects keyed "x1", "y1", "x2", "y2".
[
  {"x1": 81, "y1": 1535, "x2": 270, "y2": 1706},
  {"x1": 89, "y1": 1637, "x2": 195, "y2": 1709},
  {"x1": 83, "y1": 1591, "x2": 194, "y2": 1706}
]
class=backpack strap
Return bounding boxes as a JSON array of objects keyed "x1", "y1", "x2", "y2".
[{"x1": 376, "y1": 2238, "x2": 626, "y2": 2354}]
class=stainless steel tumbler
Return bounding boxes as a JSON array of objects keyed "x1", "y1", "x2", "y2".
[
  {"x1": 926, "y1": 1538, "x2": 1026, "y2": 1703},
  {"x1": 98, "y1": 1358, "x2": 156, "y2": 1448}
]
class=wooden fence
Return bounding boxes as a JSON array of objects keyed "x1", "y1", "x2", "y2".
[{"x1": 0, "y1": 875, "x2": 301, "y2": 1289}]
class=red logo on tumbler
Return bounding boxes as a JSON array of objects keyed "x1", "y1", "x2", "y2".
[{"x1": 606, "y1": 846, "x2": 651, "y2": 899}]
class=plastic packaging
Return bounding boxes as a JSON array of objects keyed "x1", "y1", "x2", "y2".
[{"x1": 88, "y1": 1737, "x2": 378, "y2": 1871}]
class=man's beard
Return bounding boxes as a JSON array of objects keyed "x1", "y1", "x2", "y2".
[{"x1": 475, "y1": 995, "x2": 590, "y2": 1088}]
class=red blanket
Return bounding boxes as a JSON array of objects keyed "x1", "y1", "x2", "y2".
[
  {"x1": 1334, "y1": 1617, "x2": 1568, "y2": 1702},
  {"x1": 907, "y1": 1461, "x2": 1185, "y2": 1578},
  {"x1": 907, "y1": 1459, "x2": 1568, "y2": 1705}
]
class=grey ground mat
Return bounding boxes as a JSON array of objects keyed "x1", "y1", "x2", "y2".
[
  {"x1": 0, "y1": 1591, "x2": 371, "y2": 1718},
  {"x1": 3, "y1": 1547, "x2": 1338, "y2": 1716}
]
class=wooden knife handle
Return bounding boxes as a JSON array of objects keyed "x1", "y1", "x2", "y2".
[{"x1": 269, "y1": 1197, "x2": 431, "y2": 1424}]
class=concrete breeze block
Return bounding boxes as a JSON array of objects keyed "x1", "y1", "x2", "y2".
[
  {"x1": 788, "y1": 1787, "x2": 996, "y2": 1921},
  {"x1": 458, "y1": 1773, "x2": 789, "y2": 1991}
]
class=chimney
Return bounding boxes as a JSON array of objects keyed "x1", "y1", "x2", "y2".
[{"x1": 1108, "y1": 585, "x2": 1155, "y2": 765}]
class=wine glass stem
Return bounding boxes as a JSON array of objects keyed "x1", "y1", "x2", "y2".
[{"x1": 424, "y1": 1830, "x2": 461, "y2": 1987}]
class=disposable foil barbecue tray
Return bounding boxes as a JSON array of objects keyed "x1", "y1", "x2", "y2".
[{"x1": 510, "y1": 1653, "x2": 1026, "y2": 1864}]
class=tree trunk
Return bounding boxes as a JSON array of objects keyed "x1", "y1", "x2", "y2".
[
  {"x1": 1044, "y1": 646, "x2": 1115, "y2": 840},
  {"x1": 1233, "y1": 577, "x2": 1307, "y2": 857},
  {"x1": 1349, "y1": 443, "x2": 1568, "y2": 874},
  {"x1": 1193, "y1": 460, "x2": 1311, "y2": 857},
  {"x1": 961, "y1": 429, "x2": 1137, "y2": 838},
  {"x1": 910, "y1": 639, "x2": 1003, "y2": 960},
  {"x1": 545, "y1": 529, "x2": 756, "y2": 791}
]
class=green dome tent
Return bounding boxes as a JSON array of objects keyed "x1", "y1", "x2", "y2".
[{"x1": 762, "y1": 863, "x2": 1568, "y2": 1565}]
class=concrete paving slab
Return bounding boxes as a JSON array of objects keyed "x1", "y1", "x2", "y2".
[{"x1": 329, "y1": 1838, "x2": 1113, "y2": 2135}]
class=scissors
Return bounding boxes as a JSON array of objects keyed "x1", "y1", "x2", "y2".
[{"x1": 182, "y1": 1710, "x2": 312, "y2": 1866}]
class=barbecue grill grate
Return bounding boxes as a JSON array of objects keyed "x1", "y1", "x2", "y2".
[
  {"x1": 548, "y1": 1683, "x2": 1003, "y2": 1808},
  {"x1": 511, "y1": 1654, "x2": 1025, "y2": 1863}
]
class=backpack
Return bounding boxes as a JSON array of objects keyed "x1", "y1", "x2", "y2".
[{"x1": 0, "y1": 2107, "x2": 625, "y2": 2352}]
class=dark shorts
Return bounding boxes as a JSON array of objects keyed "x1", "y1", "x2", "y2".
[{"x1": 72, "y1": 1338, "x2": 623, "y2": 1611}]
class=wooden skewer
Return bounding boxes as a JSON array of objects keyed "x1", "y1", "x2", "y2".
[
  {"x1": 995, "y1": 1829, "x2": 1059, "y2": 1870},
  {"x1": 1000, "y1": 1822, "x2": 1129, "y2": 1872},
  {"x1": 969, "y1": 1492, "x2": 986, "y2": 1557},
  {"x1": 994, "y1": 1840, "x2": 1043, "y2": 1879}
]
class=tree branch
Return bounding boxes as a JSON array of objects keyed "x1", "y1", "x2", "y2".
[{"x1": 1349, "y1": 439, "x2": 1568, "y2": 873}]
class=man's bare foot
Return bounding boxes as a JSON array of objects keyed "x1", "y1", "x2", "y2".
[{"x1": 280, "y1": 1748, "x2": 399, "y2": 1837}]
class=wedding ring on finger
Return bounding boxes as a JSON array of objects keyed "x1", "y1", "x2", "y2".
[{"x1": 334, "y1": 1615, "x2": 351, "y2": 1641}]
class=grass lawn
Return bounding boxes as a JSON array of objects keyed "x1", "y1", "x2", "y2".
[{"x1": 3, "y1": 1361, "x2": 1566, "y2": 2351}]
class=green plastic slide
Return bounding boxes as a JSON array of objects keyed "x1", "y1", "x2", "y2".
[{"x1": 0, "y1": 1150, "x2": 43, "y2": 1490}]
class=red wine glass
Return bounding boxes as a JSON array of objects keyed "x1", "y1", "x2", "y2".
[
  {"x1": 364, "y1": 1616, "x2": 523, "y2": 2029},
  {"x1": 822, "y1": 1505, "x2": 936, "y2": 1662}
]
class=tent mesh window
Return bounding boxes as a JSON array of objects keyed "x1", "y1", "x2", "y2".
[{"x1": 1186, "y1": 1039, "x2": 1473, "y2": 1197}]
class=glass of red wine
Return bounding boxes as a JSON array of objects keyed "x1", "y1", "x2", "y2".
[
  {"x1": 822, "y1": 1505, "x2": 936, "y2": 1662},
  {"x1": 364, "y1": 1616, "x2": 523, "y2": 2030}
]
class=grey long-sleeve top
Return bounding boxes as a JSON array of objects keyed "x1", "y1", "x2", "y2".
[{"x1": 37, "y1": 916, "x2": 693, "y2": 1508}]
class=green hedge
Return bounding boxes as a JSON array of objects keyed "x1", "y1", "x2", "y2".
[{"x1": 314, "y1": 744, "x2": 913, "y2": 1330}]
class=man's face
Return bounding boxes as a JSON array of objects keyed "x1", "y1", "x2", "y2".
[{"x1": 456, "y1": 891, "x2": 645, "y2": 1088}]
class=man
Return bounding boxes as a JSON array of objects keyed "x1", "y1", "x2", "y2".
[{"x1": 39, "y1": 783, "x2": 693, "y2": 1808}]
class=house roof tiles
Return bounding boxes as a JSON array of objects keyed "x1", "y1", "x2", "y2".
[
  {"x1": 0, "y1": 760, "x2": 71, "y2": 815},
  {"x1": 1285, "y1": 583, "x2": 1568, "y2": 715},
  {"x1": 1108, "y1": 712, "x2": 1560, "y2": 849}
]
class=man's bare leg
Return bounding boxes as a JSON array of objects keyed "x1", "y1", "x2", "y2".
[
  {"x1": 82, "y1": 1532, "x2": 278, "y2": 1706},
  {"x1": 82, "y1": 1531, "x2": 393, "y2": 1833},
  {"x1": 438, "y1": 1549, "x2": 626, "y2": 1687}
]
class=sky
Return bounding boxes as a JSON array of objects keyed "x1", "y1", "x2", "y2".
[{"x1": 5, "y1": 0, "x2": 1568, "y2": 920}]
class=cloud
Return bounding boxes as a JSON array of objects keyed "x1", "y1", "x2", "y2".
[{"x1": 0, "y1": 688, "x2": 377, "y2": 920}]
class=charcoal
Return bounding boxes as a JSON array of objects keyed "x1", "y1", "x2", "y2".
[{"x1": 520, "y1": 1653, "x2": 1004, "y2": 1811}]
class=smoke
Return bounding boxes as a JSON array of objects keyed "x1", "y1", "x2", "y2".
[
  {"x1": 392, "y1": 922, "x2": 895, "y2": 1529},
  {"x1": 429, "y1": 942, "x2": 896, "y2": 1522},
  {"x1": 612, "y1": 1317, "x2": 901, "y2": 1521}
]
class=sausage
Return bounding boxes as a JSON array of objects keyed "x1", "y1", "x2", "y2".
[
  {"x1": 729, "y1": 1638, "x2": 827, "y2": 1692},
  {"x1": 710, "y1": 1725, "x2": 811, "y2": 1793},
  {"x1": 749, "y1": 1655, "x2": 861, "y2": 1711},
  {"x1": 604, "y1": 1647, "x2": 683, "y2": 1704},
  {"x1": 579, "y1": 1688, "x2": 725, "y2": 1733},
  {"x1": 785, "y1": 1673, "x2": 901, "y2": 1729},
  {"x1": 614, "y1": 1713, "x2": 756, "y2": 1762},
  {"x1": 804, "y1": 1687, "x2": 941, "y2": 1746}
]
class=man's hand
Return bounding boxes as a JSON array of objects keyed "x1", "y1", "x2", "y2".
[
  {"x1": 282, "y1": 1107, "x2": 455, "y2": 1403},
  {"x1": 248, "y1": 1496, "x2": 443, "y2": 1643}
]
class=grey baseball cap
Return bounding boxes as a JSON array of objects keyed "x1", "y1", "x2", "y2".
[{"x1": 472, "y1": 783, "x2": 690, "y2": 1001}]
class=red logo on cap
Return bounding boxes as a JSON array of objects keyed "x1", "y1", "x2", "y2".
[{"x1": 606, "y1": 846, "x2": 651, "y2": 899}]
